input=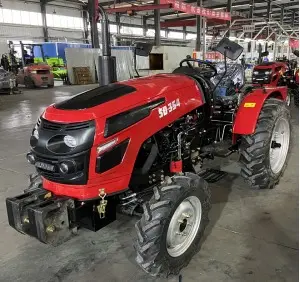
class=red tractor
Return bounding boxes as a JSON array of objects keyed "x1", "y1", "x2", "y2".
[
  {"x1": 6, "y1": 37, "x2": 291, "y2": 277},
  {"x1": 252, "y1": 51, "x2": 299, "y2": 107},
  {"x1": 252, "y1": 61, "x2": 288, "y2": 87}
]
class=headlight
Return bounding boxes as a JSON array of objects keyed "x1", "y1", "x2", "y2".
[
  {"x1": 30, "y1": 70, "x2": 37, "y2": 74},
  {"x1": 59, "y1": 160, "x2": 76, "y2": 174},
  {"x1": 26, "y1": 152, "x2": 35, "y2": 164},
  {"x1": 264, "y1": 71, "x2": 271, "y2": 75},
  {"x1": 33, "y1": 129, "x2": 39, "y2": 140},
  {"x1": 63, "y1": 135, "x2": 77, "y2": 148},
  {"x1": 253, "y1": 71, "x2": 259, "y2": 75}
]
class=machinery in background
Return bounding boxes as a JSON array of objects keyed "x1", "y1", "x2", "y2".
[
  {"x1": 285, "y1": 50, "x2": 299, "y2": 107},
  {"x1": 0, "y1": 68, "x2": 21, "y2": 95},
  {"x1": 252, "y1": 59, "x2": 291, "y2": 105},
  {"x1": 16, "y1": 42, "x2": 54, "y2": 88}
]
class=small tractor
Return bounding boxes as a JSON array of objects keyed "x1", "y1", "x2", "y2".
[
  {"x1": 252, "y1": 50, "x2": 300, "y2": 107},
  {"x1": 6, "y1": 11, "x2": 291, "y2": 277},
  {"x1": 16, "y1": 42, "x2": 54, "y2": 88}
]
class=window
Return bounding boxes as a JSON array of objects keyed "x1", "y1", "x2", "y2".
[
  {"x1": 73, "y1": 17, "x2": 83, "y2": 29},
  {"x1": 29, "y1": 12, "x2": 40, "y2": 26},
  {"x1": 46, "y1": 14, "x2": 54, "y2": 27},
  {"x1": 3, "y1": 9, "x2": 13, "y2": 24},
  {"x1": 110, "y1": 24, "x2": 117, "y2": 33},
  {"x1": 66, "y1": 16, "x2": 75, "y2": 29},
  {"x1": 121, "y1": 26, "x2": 143, "y2": 36},
  {"x1": 21, "y1": 11, "x2": 31, "y2": 25},
  {"x1": 146, "y1": 29, "x2": 166, "y2": 38},
  {"x1": 168, "y1": 31, "x2": 183, "y2": 39},
  {"x1": 12, "y1": 10, "x2": 21, "y2": 24},
  {"x1": 53, "y1": 14, "x2": 62, "y2": 28},
  {"x1": 186, "y1": 33, "x2": 196, "y2": 40},
  {"x1": 0, "y1": 9, "x2": 3, "y2": 23}
]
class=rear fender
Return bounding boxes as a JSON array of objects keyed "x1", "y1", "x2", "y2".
[{"x1": 233, "y1": 87, "x2": 287, "y2": 137}]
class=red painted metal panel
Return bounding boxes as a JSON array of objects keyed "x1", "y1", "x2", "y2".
[{"x1": 160, "y1": 0, "x2": 231, "y2": 20}]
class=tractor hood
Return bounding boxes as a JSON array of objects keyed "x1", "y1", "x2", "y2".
[{"x1": 43, "y1": 74, "x2": 195, "y2": 123}]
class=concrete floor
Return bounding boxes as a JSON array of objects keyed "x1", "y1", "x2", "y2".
[{"x1": 0, "y1": 84, "x2": 298, "y2": 282}]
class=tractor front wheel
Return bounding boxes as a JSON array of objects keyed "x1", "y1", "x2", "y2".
[
  {"x1": 239, "y1": 98, "x2": 291, "y2": 189},
  {"x1": 293, "y1": 89, "x2": 299, "y2": 107},
  {"x1": 134, "y1": 173, "x2": 211, "y2": 277}
]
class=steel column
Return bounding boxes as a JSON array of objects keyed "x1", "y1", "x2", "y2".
[
  {"x1": 202, "y1": 18, "x2": 206, "y2": 60},
  {"x1": 82, "y1": 9, "x2": 89, "y2": 44},
  {"x1": 116, "y1": 12, "x2": 121, "y2": 45},
  {"x1": 280, "y1": 6, "x2": 284, "y2": 25},
  {"x1": 266, "y1": 0, "x2": 271, "y2": 22},
  {"x1": 40, "y1": 0, "x2": 49, "y2": 42},
  {"x1": 88, "y1": 0, "x2": 100, "y2": 48},
  {"x1": 225, "y1": 0, "x2": 232, "y2": 37},
  {"x1": 291, "y1": 11, "x2": 295, "y2": 27},
  {"x1": 154, "y1": 0, "x2": 161, "y2": 46},
  {"x1": 196, "y1": 0, "x2": 201, "y2": 51},
  {"x1": 143, "y1": 16, "x2": 147, "y2": 36},
  {"x1": 183, "y1": 26, "x2": 186, "y2": 40},
  {"x1": 249, "y1": 0, "x2": 254, "y2": 19}
]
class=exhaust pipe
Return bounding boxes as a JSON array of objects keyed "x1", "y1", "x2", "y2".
[{"x1": 98, "y1": 5, "x2": 117, "y2": 86}]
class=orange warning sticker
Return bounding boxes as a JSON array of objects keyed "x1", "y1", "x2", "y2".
[{"x1": 244, "y1": 102, "x2": 256, "y2": 108}]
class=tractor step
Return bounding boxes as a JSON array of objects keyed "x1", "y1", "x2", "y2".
[
  {"x1": 198, "y1": 169, "x2": 228, "y2": 183},
  {"x1": 200, "y1": 141, "x2": 236, "y2": 157}
]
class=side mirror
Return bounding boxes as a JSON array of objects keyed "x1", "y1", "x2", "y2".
[
  {"x1": 135, "y1": 42, "x2": 153, "y2": 57},
  {"x1": 215, "y1": 37, "x2": 243, "y2": 60}
]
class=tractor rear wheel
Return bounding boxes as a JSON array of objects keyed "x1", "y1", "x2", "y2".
[
  {"x1": 294, "y1": 89, "x2": 299, "y2": 107},
  {"x1": 134, "y1": 173, "x2": 211, "y2": 277},
  {"x1": 239, "y1": 98, "x2": 291, "y2": 189}
]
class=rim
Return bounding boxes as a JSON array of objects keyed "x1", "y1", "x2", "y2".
[
  {"x1": 269, "y1": 117, "x2": 290, "y2": 174},
  {"x1": 286, "y1": 93, "x2": 291, "y2": 106},
  {"x1": 166, "y1": 196, "x2": 202, "y2": 257}
]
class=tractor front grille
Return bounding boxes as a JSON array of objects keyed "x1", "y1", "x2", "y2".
[
  {"x1": 33, "y1": 150, "x2": 90, "y2": 185},
  {"x1": 252, "y1": 70, "x2": 271, "y2": 84},
  {"x1": 41, "y1": 118, "x2": 92, "y2": 132}
]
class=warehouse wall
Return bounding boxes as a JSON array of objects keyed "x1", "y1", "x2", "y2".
[
  {"x1": 0, "y1": 0, "x2": 192, "y2": 44},
  {"x1": 0, "y1": 0, "x2": 84, "y2": 42}
]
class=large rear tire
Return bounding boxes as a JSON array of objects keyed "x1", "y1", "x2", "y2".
[
  {"x1": 239, "y1": 98, "x2": 291, "y2": 189},
  {"x1": 134, "y1": 173, "x2": 211, "y2": 277},
  {"x1": 293, "y1": 89, "x2": 299, "y2": 107}
]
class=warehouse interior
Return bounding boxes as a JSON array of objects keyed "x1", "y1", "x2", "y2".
[{"x1": 0, "y1": 0, "x2": 299, "y2": 281}]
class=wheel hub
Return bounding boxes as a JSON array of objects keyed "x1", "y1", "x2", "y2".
[
  {"x1": 269, "y1": 117, "x2": 290, "y2": 174},
  {"x1": 166, "y1": 196, "x2": 202, "y2": 257}
]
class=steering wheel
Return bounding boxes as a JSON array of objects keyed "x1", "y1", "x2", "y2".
[{"x1": 179, "y1": 58, "x2": 218, "y2": 78}]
